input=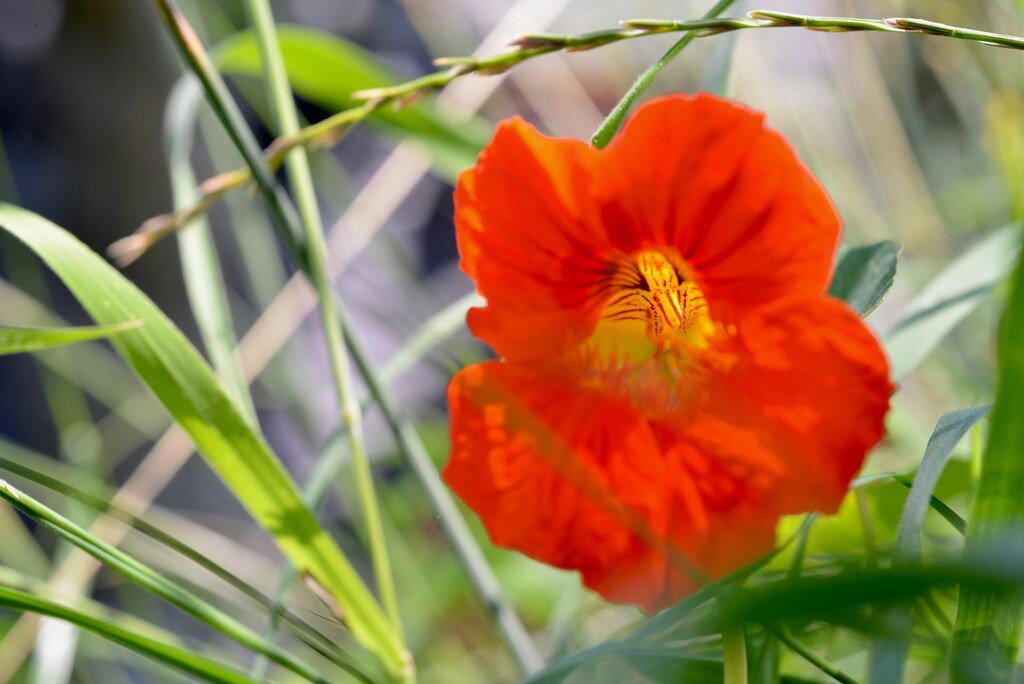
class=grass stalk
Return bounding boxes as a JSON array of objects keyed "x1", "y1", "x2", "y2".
[
  {"x1": 590, "y1": 0, "x2": 738, "y2": 148},
  {"x1": 124, "y1": 9, "x2": 1024, "y2": 253},
  {"x1": 240, "y1": 0, "x2": 404, "y2": 649}
]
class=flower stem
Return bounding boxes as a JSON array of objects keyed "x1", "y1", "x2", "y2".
[
  {"x1": 590, "y1": 0, "x2": 738, "y2": 149},
  {"x1": 722, "y1": 624, "x2": 748, "y2": 684},
  {"x1": 240, "y1": 0, "x2": 406, "y2": 649}
]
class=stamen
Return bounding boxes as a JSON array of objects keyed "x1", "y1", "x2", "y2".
[{"x1": 583, "y1": 249, "x2": 714, "y2": 367}]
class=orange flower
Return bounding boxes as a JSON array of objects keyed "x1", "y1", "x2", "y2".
[{"x1": 444, "y1": 94, "x2": 892, "y2": 612}]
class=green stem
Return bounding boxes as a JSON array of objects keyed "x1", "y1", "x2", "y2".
[
  {"x1": 150, "y1": 0, "x2": 307, "y2": 267},
  {"x1": 770, "y1": 626, "x2": 857, "y2": 684},
  {"x1": 590, "y1": 0, "x2": 738, "y2": 148},
  {"x1": 240, "y1": 0, "x2": 405, "y2": 649},
  {"x1": 722, "y1": 625, "x2": 747, "y2": 684}
]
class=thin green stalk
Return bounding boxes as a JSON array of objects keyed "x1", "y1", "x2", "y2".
[
  {"x1": 590, "y1": 0, "x2": 738, "y2": 148},
  {"x1": 167, "y1": 76, "x2": 256, "y2": 422},
  {"x1": 240, "y1": 0, "x2": 404, "y2": 648},
  {"x1": 769, "y1": 627, "x2": 857, "y2": 684},
  {"x1": 150, "y1": 1, "x2": 536, "y2": 672},
  {"x1": 150, "y1": 0, "x2": 307, "y2": 268},
  {"x1": 261, "y1": 291, "x2": 542, "y2": 676},
  {"x1": 722, "y1": 625, "x2": 747, "y2": 684},
  {"x1": 127, "y1": 9, "x2": 1024, "y2": 253},
  {"x1": 334, "y1": 302, "x2": 545, "y2": 674}
]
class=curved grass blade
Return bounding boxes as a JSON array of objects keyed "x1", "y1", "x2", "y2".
[
  {"x1": 828, "y1": 241, "x2": 901, "y2": 316},
  {"x1": 886, "y1": 225, "x2": 1021, "y2": 380},
  {"x1": 897, "y1": 407, "x2": 991, "y2": 562},
  {"x1": 870, "y1": 406, "x2": 991, "y2": 683},
  {"x1": 0, "y1": 479, "x2": 367, "y2": 684},
  {"x1": 0, "y1": 567, "x2": 254, "y2": 684},
  {"x1": 214, "y1": 25, "x2": 488, "y2": 181},
  {"x1": 952, "y1": 227, "x2": 1024, "y2": 683},
  {"x1": 0, "y1": 203, "x2": 407, "y2": 678},
  {"x1": 0, "y1": 436, "x2": 357, "y2": 671},
  {"x1": 0, "y1": 322, "x2": 140, "y2": 356}
]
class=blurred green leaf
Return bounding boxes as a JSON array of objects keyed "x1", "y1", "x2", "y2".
[
  {"x1": 886, "y1": 225, "x2": 1021, "y2": 380},
  {"x1": 870, "y1": 406, "x2": 990, "y2": 683},
  {"x1": 0, "y1": 566, "x2": 253, "y2": 684},
  {"x1": 215, "y1": 25, "x2": 489, "y2": 181},
  {"x1": 0, "y1": 203, "x2": 406, "y2": 679},
  {"x1": 828, "y1": 241, "x2": 900, "y2": 316},
  {"x1": 952, "y1": 226, "x2": 1024, "y2": 683},
  {"x1": 0, "y1": 322, "x2": 140, "y2": 356},
  {"x1": 898, "y1": 407, "x2": 991, "y2": 561}
]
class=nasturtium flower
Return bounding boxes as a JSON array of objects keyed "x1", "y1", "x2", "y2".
[{"x1": 444, "y1": 93, "x2": 892, "y2": 612}]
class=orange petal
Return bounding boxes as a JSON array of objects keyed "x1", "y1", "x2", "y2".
[
  {"x1": 701, "y1": 295, "x2": 893, "y2": 514},
  {"x1": 455, "y1": 119, "x2": 608, "y2": 362},
  {"x1": 445, "y1": 361, "x2": 680, "y2": 609},
  {"x1": 444, "y1": 361, "x2": 794, "y2": 611},
  {"x1": 599, "y1": 94, "x2": 840, "y2": 322}
]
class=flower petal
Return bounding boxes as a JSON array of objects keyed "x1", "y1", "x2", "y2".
[
  {"x1": 702, "y1": 295, "x2": 893, "y2": 514},
  {"x1": 599, "y1": 94, "x2": 840, "y2": 321},
  {"x1": 445, "y1": 361, "x2": 684, "y2": 609},
  {"x1": 445, "y1": 362, "x2": 799, "y2": 611},
  {"x1": 455, "y1": 119, "x2": 608, "y2": 361}
]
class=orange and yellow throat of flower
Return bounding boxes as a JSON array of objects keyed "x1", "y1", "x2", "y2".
[{"x1": 587, "y1": 250, "x2": 714, "y2": 364}]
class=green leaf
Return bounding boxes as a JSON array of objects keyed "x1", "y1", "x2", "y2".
[
  {"x1": 0, "y1": 566, "x2": 254, "y2": 684},
  {"x1": 952, "y1": 225, "x2": 1024, "y2": 682},
  {"x1": 886, "y1": 225, "x2": 1021, "y2": 380},
  {"x1": 0, "y1": 321, "x2": 140, "y2": 356},
  {"x1": 897, "y1": 407, "x2": 990, "y2": 562},
  {"x1": 828, "y1": 241, "x2": 900, "y2": 316},
  {"x1": 870, "y1": 406, "x2": 990, "y2": 684},
  {"x1": 215, "y1": 25, "x2": 488, "y2": 181},
  {"x1": 0, "y1": 203, "x2": 407, "y2": 679}
]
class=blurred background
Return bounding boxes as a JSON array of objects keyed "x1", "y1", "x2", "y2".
[{"x1": 1, "y1": 0, "x2": 1023, "y2": 681}]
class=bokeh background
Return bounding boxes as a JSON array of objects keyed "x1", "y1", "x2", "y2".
[{"x1": 0, "y1": 0, "x2": 1022, "y2": 681}]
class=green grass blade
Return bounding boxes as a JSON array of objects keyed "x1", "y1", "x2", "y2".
[
  {"x1": 166, "y1": 76, "x2": 256, "y2": 423},
  {"x1": 0, "y1": 479, "x2": 363, "y2": 684},
  {"x1": 0, "y1": 203, "x2": 406, "y2": 678},
  {"x1": 886, "y1": 225, "x2": 1021, "y2": 380},
  {"x1": 897, "y1": 407, "x2": 991, "y2": 562},
  {"x1": 214, "y1": 25, "x2": 488, "y2": 181},
  {"x1": 870, "y1": 406, "x2": 990, "y2": 683},
  {"x1": 891, "y1": 474, "x2": 967, "y2": 535},
  {"x1": 0, "y1": 567, "x2": 254, "y2": 684},
  {"x1": 952, "y1": 227, "x2": 1024, "y2": 682},
  {"x1": 828, "y1": 241, "x2": 901, "y2": 316},
  {"x1": 0, "y1": 435, "x2": 353, "y2": 667},
  {"x1": 0, "y1": 322, "x2": 140, "y2": 356}
]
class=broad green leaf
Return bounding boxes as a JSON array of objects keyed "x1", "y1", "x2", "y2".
[
  {"x1": 0, "y1": 322, "x2": 139, "y2": 356},
  {"x1": 0, "y1": 203, "x2": 408, "y2": 679},
  {"x1": 952, "y1": 226, "x2": 1024, "y2": 682},
  {"x1": 0, "y1": 566, "x2": 253, "y2": 684},
  {"x1": 215, "y1": 25, "x2": 489, "y2": 181},
  {"x1": 828, "y1": 241, "x2": 900, "y2": 316},
  {"x1": 886, "y1": 225, "x2": 1021, "y2": 380}
]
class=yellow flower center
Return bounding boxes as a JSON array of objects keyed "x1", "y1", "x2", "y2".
[{"x1": 587, "y1": 250, "x2": 713, "y2": 364}]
